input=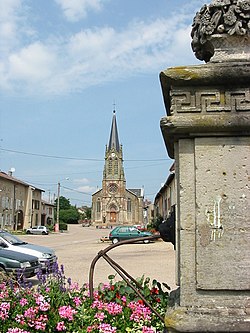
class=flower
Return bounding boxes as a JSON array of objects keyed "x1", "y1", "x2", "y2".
[
  {"x1": 0, "y1": 269, "x2": 168, "y2": 332},
  {"x1": 19, "y1": 298, "x2": 28, "y2": 306},
  {"x1": 56, "y1": 321, "x2": 66, "y2": 331},
  {"x1": 106, "y1": 302, "x2": 123, "y2": 315},
  {"x1": 98, "y1": 323, "x2": 117, "y2": 333},
  {"x1": 58, "y1": 305, "x2": 77, "y2": 321},
  {"x1": 0, "y1": 302, "x2": 10, "y2": 320}
]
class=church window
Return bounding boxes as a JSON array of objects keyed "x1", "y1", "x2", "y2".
[
  {"x1": 109, "y1": 183, "x2": 118, "y2": 194},
  {"x1": 114, "y1": 158, "x2": 118, "y2": 174},
  {"x1": 127, "y1": 198, "x2": 131, "y2": 212},
  {"x1": 97, "y1": 199, "x2": 101, "y2": 213},
  {"x1": 109, "y1": 203, "x2": 117, "y2": 212},
  {"x1": 108, "y1": 158, "x2": 112, "y2": 174}
]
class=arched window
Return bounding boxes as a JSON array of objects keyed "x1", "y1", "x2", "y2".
[
  {"x1": 109, "y1": 203, "x2": 117, "y2": 212},
  {"x1": 108, "y1": 158, "x2": 112, "y2": 174},
  {"x1": 127, "y1": 198, "x2": 131, "y2": 212},
  {"x1": 114, "y1": 158, "x2": 118, "y2": 174},
  {"x1": 97, "y1": 199, "x2": 101, "y2": 213}
]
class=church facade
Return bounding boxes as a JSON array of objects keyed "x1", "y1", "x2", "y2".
[{"x1": 91, "y1": 111, "x2": 144, "y2": 228}]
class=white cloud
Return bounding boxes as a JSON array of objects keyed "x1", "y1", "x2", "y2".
[
  {"x1": 0, "y1": 0, "x2": 22, "y2": 52},
  {"x1": 73, "y1": 178, "x2": 90, "y2": 184},
  {"x1": 55, "y1": 0, "x2": 105, "y2": 22},
  {"x1": 8, "y1": 42, "x2": 57, "y2": 81},
  {"x1": 76, "y1": 185, "x2": 96, "y2": 193},
  {"x1": 0, "y1": 2, "x2": 200, "y2": 95}
]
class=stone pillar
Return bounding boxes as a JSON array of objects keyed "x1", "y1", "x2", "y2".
[{"x1": 159, "y1": 1, "x2": 250, "y2": 332}]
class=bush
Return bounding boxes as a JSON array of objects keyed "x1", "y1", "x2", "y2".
[
  {"x1": 147, "y1": 215, "x2": 163, "y2": 232},
  {"x1": 59, "y1": 222, "x2": 68, "y2": 231},
  {"x1": 0, "y1": 263, "x2": 169, "y2": 332}
]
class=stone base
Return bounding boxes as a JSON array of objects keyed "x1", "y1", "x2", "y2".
[{"x1": 163, "y1": 304, "x2": 250, "y2": 333}]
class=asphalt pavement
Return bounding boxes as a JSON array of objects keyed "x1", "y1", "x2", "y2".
[{"x1": 18, "y1": 224, "x2": 177, "y2": 290}]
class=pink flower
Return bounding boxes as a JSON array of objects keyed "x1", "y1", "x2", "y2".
[
  {"x1": 105, "y1": 302, "x2": 123, "y2": 315},
  {"x1": 98, "y1": 323, "x2": 117, "y2": 333},
  {"x1": 7, "y1": 329, "x2": 31, "y2": 333},
  {"x1": 15, "y1": 314, "x2": 25, "y2": 325},
  {"x1": 121, "y1": 296, "x2": 126, "y2": 302},
  {"x1": 24, "y1": 306, "x2": 38, "y2": 320},
  {"x1": 19, "y1": 298, "x2": 28, "y2": 306},
  {"x1": 73, "y1": 296, "x2": 82, "y2": 306},
  {"x1": 39, "y1": 301, "x2": 50, "y2": 311},
  {"x1": 58, "y1": 305, "x2": 77, "y2": 321},
  {"x1": 91, "y1": 300, "x2": 105, "y2": 310},
  {"x1": 142, "y1": 327, "x2": 155, "y2": 333},
  {"x1": 56, "y1": 321, "x2": 66, "y2": 331},
  {"x1": 128, "y1": 301, "x2": 151, "y2": 323},
  {"x1": 94, "y1": 311, "x2": 105, "y2": 321},
  {"x1": 0, "y1": 302, "x2": 10, "y2": 320}
]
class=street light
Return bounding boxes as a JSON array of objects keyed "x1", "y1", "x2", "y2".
[{"x1": 55, "y1": 178, "x2": 69, "y2": 232}]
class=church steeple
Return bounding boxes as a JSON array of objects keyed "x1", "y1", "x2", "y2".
[
  {"x1": 108, "y1": 110, "x2": 120, "y2": 152},
  {"x1": 103, "y1": 110, "x2": 125, "y2": 182}
]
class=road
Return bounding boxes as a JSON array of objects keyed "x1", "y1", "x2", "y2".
[{"x1": 18, "y1": 224, "x2": 177, "y2": 290}]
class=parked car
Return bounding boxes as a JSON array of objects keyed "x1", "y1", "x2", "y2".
[
  {"x1": 26, "y1": 226, "x2": 49, "y2": 235},
  {"x1": 0, "y1": 230, "x2": 57, "y2": 270},
  {"x1": 0, "y1": 248, "x2": 41, "y2": 278},
  {"x1": 133, "y1": 224, "x2": 146, "y2": 231},
  {"x1": 109, "y1": 226, "x2": 153, "y2": 244}
]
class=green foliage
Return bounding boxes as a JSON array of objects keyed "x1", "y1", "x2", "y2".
[
  {"x1": 59, "y1": 207, "x2": 80, "y2": 224},
  {"x1": 85, "y1": 206, "x2": 92, "y2": 219},
  {"x1": 54, "y1": 196, "x2": 71, "y2": 210},
  {"x1": 54, "y1": 196, "x2": 80, "y2": 225},
  {"x1": 147, "y1": 215, "x2": 163, "y2": 231},
  {"x1": 0, "y1": 265, "x2": 169, "y2": 332},
  {"x1": 59, "y1": 222, "x2": 68, "y2": 231}
]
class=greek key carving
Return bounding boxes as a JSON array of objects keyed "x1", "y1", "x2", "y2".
[{"x1": 170, "y1": 88, "x2": 250, "y2": 113}]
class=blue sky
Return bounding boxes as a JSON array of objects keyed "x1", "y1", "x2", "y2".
[{"x1": 0, "y1": 0, "x2": 205, "y2": 206}]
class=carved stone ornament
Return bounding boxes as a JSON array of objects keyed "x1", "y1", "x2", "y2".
[{"x1": 191, "y1": 0, "x2": 250, "y2": 62}]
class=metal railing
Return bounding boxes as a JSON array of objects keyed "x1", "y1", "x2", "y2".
[{"x1": 89, "y1": 234, "x2": 165, "y2": 323}]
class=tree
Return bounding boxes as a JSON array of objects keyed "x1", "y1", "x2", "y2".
[
  {"x1": 60, "y1": 207, "x2": 80, "y2": 224},
  {"x1": 54, "y1": 196, "x2": 71, "y2": 210},
  {"x1": 85, "y1": 207, "x2": 92, "y2": 219}
]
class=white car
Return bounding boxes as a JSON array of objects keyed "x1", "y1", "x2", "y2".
[
  {"x1": 26, "y1": 226, "x2": 49, "y2": 235},
  {"x1": 0, "y1": 230, "x2": 57, "y2": 270}
]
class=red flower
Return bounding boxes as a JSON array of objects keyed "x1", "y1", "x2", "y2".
[{"x1": 150, "y1": 287, "x2": 159, "y2": 295}]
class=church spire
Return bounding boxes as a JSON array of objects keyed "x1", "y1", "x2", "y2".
[{"x1": 108, "y1": 110, "x2": 120, "y2": 152}]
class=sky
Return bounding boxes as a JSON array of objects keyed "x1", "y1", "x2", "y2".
[{"x1": 0, "y1": 0, "x2": 206, "y2": 206}]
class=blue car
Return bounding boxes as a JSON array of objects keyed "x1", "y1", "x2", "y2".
[{"x1": 109, "y1": 225, "x2": 153, "y2": 244}]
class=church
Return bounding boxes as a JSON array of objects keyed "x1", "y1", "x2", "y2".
[{"x1": 91, "y1": 111, "x2": 144, "y2": 228}]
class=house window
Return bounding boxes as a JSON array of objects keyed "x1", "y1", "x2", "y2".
[{"x1": 32, "y1": 200, "x2": 40, "y2": 210}]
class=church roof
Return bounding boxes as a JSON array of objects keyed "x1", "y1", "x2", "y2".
[
  {"x1": 128, "y1": 188, "x2": 143, "y2": 198},
  {"x1": 108, "y1": 110, "x2": 120, "y2": 152}
]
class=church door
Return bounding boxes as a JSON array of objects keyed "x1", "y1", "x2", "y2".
[{"x1": 110, "y1": 212, "x2": 116, "y2": 223}]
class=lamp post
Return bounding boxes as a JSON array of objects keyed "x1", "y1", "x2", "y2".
[
  {"x1": 55, "y1": 178, "x2": 69, "y2": 232},
  {"x1": 55, "y1": 182, "x2": 60, "y2": 232}
]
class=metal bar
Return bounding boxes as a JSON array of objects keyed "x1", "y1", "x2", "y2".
[
  {"x1": 88, "y1": 234, "x2": 165, "y2": 323},
  {"x1": 89, "y1": 234, "x2": 159, "y2": 299},
  {"x1": 101, "y1": 253, "x2": 143, "y2": 290},
  {"x1": 102, "y1": 253, "x2": 165, "y2": 323}
]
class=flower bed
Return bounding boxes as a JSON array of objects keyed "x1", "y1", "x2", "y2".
[{"x1": 0, "y1": 263, "x2": 169, "y2": 332}]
